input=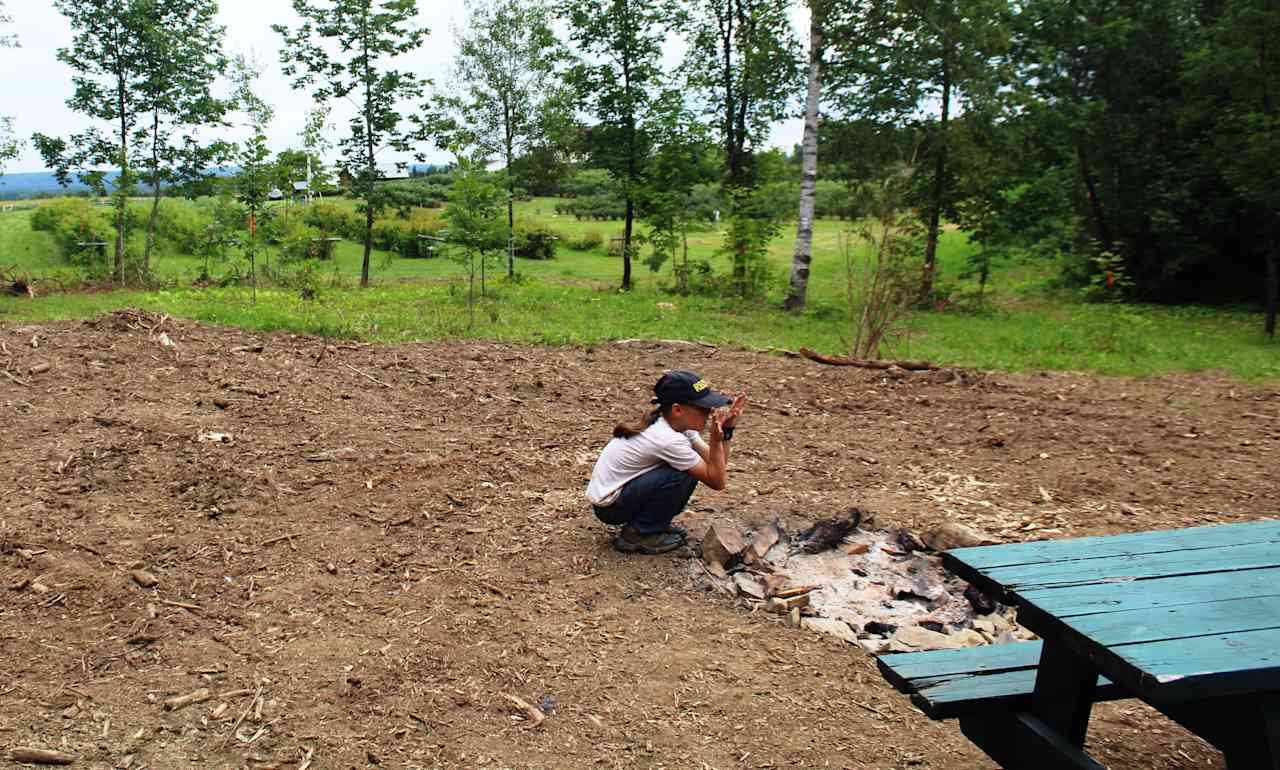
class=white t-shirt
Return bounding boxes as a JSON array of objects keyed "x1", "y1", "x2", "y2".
[{"x1": 586, "y1": 417, "x2": 702, "y2": 507}]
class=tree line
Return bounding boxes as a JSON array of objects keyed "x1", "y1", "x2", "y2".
[{"x1": 21, "y1": 0, "x2": 1280, "y2": 333}]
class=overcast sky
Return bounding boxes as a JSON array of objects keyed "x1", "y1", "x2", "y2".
[{"x1": 1, "y1": 0, "x2": 805, "y2": 174}]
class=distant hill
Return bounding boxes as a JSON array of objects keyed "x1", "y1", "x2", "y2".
[
  {"x1": 0, "y1": 167, "x2": 241, "y2": 201},
  {"x1": 0, "y1": 170, "x2": 104, "y2": 200}
]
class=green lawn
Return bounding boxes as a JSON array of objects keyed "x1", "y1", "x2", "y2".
[{"x1": 2, "y1": 197, "x2": 1277, "y2": 382}]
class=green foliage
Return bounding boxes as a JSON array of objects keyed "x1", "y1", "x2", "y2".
[
  {"x1": 148, "y1": 199, "x2": 213, "y2": 257},
  {"x1": 30, "y1": 198, "x2": 114, "y2": 265},
  {"x1": 685, "y1": 0, "x2": 800, "y2": 190},
  {"x1": 513, "y1": 221, "x2": 559, "y2": 260},
  {"x1": 377, "y1": 177, "x2": 453, "y2": 211},
  {"x1": 565, "y1": 229, "x2": 603, "y2": 252},
  {"x1": 814, "y1": 180, "x2": 855, "y2": 220},
  {"x1": 300, "y1": 202, "x2": 363, "y2": 239},
  {"x1": 560, "y1": 169, "x2": 617, "y2": 199},
  {"x1": 845, "y1": 167, "x2": 927, "y2": 358},
  {"x1": 444, "y1": 156, "x2": 506, "y2": 326},
  {"x1": 277, "y1": 218, "x2": 324, "y2": 263},
  {"x1": 273, "y1": 149, "x2": 331, "y2": 195},
  {"x1": 275, "y1": 0, "x2": 429, "y2": 286},
  {"x1": 433, "y1": 0, "x2": 566, "y2": 279},
  {"x1": 720, "y1": 186, "x2": 784, "y2": 300},
  {"x1": 190, "y1": 192, "x2": 243, "y2": 279},
  {"x1": 558, "y1": 193, "x2": 626, "y2": 221}
]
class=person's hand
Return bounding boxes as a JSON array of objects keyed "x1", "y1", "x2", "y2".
[
  {"x1": 709, "y1": 411, "x2": 725, "y2": 443},
  {"x1": 722, "y1": 391, "x2": 749, "y2": 429}
]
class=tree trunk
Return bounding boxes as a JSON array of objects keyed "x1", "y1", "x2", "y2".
[
  {"x1": 1076, "y1": 142, "x2": 1113, "y2": 253},
  {"x1": 506, "y1": 135, "x2": 516, "y2": 279},
  {"x1": 622, "y1": 194, "x2": 634, "y2": 291},
  {"x1": 921, "y1": 49, "x2": 951, "y2": 302},
  {"x1": 1266, "y1": 232, "x2": 1278, "y2": 338},
  {"x1": 362, "y1": 199, "x2": 373, "y2": 288},
  {"x1": 360, "y1": 16, "x2": 373, "y2": 288},
  {"x1": 621, "y1": 22, "x2": 635, "y2": 293},
  {"x1": 116, "y1": 87, "x2": 128, "y2": 284},
  {"x1": 785, "y1": 5, "x2": 823, "y2": 312},
  {"x1": 507, "y1": 177, "x2": 515, "y2": 279},
  {"x1": 145, "y1": 110, "x2": 161, "y2": 275}
]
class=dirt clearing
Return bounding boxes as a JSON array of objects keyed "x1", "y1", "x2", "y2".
[{"x1": 1, "y1": 311, "x2": 1276, "y2": 769}]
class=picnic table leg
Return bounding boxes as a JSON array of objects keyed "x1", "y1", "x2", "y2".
[
  {"x1": 1030, "y1": 640, "x2": 1098, "y2": 747},
  {"x1": 1159, "y1": 694, "x2": 1280, "y2": 770},
  {"x1": 1228, "y1": 694, "x2": 1280, "y2": 770}
]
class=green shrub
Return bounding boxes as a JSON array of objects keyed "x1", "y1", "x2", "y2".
[
  {"x1": 30, "y1": 198, "x2": 114, "y2": 265},
  {"x1": 377, "y1": 178, "x2": 451, "y2": 210},
  {"x1": 513, "y1": 221, "x2": 559, "y2": 260},
  {"x1": 560, "y1": 168, "x2": 615, "y2": 199},
  {"x1": 566, "y1": 229, "x2": 603, "y2": 251},
  {"x1": 814, "y1": 179, "x2": 854, "y2": 220},
  {"x1": 277, "y1": 218, "x2": 324, "y2": 263},
  {"x1": 301, "y1": 202, "x2": 363, "y2": 240},
  {"x1": 149, "y1": 200, "x2": 213, "y2": 255}
]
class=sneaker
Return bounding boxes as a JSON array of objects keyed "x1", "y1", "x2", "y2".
[
  {"x1": 613, "y1": 526, "x2": 685, "y2": 555},
  {"x1": 667, "y1": 523, "x2": 688, "y2": 539}
]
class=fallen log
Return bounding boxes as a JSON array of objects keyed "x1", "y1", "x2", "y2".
[{"x1": 799, "y1": 347, "x2": 938, "y2": 371}]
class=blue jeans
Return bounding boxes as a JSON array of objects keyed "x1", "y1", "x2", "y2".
[{"x1": 593, "y1": 464, "x2": 698, "y2": 536}]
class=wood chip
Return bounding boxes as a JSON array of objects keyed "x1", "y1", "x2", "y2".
[
  {"x1": 10, "y1": 748, "x2": 75, "y2": 765},
  {"x1": 130, "y1": 570, "x2": 158, "y2": 588},
  {"x1": 500, "y1": 693, "x2": 545, "y2": 728},
  {"x1": 163, "y1": 688, "x2": 211, "y2": 711}
]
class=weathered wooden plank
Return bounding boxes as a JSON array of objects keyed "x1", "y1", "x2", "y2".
[
  {"x1": 947, "y1": 519, "x2": 1280, "y2": 572},
  {"x1": 982, "y1": 540, "x2": 1280, "y2": 594},
  {"x1": 1017, "y1": 567, "x2": 1280, "y2": 618},
  {"x1": 908, "y1": 668, "x2": 1124, "y2": 720},
  {"x1": 1104, "y1": 627, "x2": 1280, "y2": 700},
  {"x1": 1038, "y1": 595, "x2": 1280, "y2": 649},
  {"x1": 878, "y1": 641, "x2": 1044, "y2": 691}
]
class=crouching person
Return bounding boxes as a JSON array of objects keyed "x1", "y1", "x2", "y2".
[{"x1": 586, "y1": 370, "x2": 748, "y2": 554}]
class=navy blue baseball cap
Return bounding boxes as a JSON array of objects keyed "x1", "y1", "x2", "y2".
[{"x1": 651, "y1": 370, "x2": 733, "y2": 409}]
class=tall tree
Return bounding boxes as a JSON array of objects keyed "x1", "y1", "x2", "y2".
[
  {"x1": 561, "y1": 0, "x2": 679, "y2": 291},
  {"x1": 275, "y1": 0, "x2": 428, "y2": 288},
  {"x1": 229, "y1": 56, "x2": 274, "y2": 302},
  {"x1": 137, "y1": 0, "x2": 231, "y2": 272},
  {"x1": 273, "y1": 149, "x2": 332, "y2": 198},
  {"x1": 783, "y1": 0, "x2": 827, "y2": 311},
  {"x1": 443, "y1": 155, "x2": 505, "y2": 328},
  {"x1": 299, "y1": 105, "x2": 334, "y2": 201},
  {"x1": 0, "y1": 1, "x2": 19, "y2": 175},
  {"x1": 1183, "y1": 0, "x2": 1280, "y2": 334},
  {"x1": 34, "y1": 0, "x2": 152, "y2": 282},
  {"x1": 687, "y1": 0, "x2": 800, "y2": 298},
  {"x1": 441, "y1": 0, "x2": 564, "y2": 279},
  {"x1": 638, "y1": 92, "x2": 719, "y2": 294},
  {"x1": 840, "y1": 0, "x2": 1010, "y2": 299}
]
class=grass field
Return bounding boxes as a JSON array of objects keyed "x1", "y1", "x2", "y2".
[{"x1": 2, "y1": 196, "x2": 1277, "y2": 381}]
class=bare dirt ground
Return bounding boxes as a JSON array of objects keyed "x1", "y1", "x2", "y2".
[{"x1": 1, "y1": 310, "x2": 1277, "y2": 770}]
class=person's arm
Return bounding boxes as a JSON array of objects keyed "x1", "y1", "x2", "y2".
[{"x1": 685, "y1": 414, "x2": 729, "y2": 490}]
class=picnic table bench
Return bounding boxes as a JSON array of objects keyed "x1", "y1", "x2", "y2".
[{"x1": 877, "y1": 519, "x2": 1280, "y2": 769}]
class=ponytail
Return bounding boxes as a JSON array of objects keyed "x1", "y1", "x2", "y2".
[{"x1": 613, "y1": 405, "x2": 669, "y2": 439}]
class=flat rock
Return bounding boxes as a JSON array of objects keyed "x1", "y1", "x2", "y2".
[
  {"x1": 889, "y1": 626, "x2": 961, "y2": 652},
  {"x1": 923, "y1": 522, "x2": 996, "y2": 551},
  {"x1": 733, "y1": 573, "x2": 765, "y2": 599},
  {"x1": 702, "y1": 521, "x2": 746, "y2": 568},
  {"x1": 801, "y1": 617, "x2": 859, "y2": 644}
]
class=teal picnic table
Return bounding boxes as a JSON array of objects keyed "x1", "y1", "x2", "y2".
[{"x1": 879, "y1": 519, "x2": 1280, "y2": 769}]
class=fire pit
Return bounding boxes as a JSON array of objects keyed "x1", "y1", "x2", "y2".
[{"x1": 690, "y1": 510, "x2": 1036, "y2": 653}]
